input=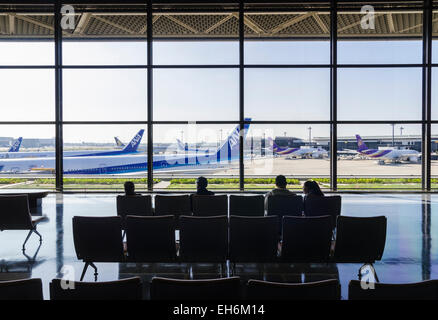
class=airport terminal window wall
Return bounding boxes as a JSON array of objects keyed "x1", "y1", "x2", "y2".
[{"x1": 0, "y1": 1, "x2": 437, "y2": 192}]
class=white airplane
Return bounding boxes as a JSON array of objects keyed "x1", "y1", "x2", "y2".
[
  {"x1": 355, "y1": 134, "x2": 420, "y2": 165},
  {"x1": 0, "y1": 123, "x2": 250, "y2": 175},
  {"x1": 0, "y1": 137, "x2": 22, "y2": 158},
  {"x1": 268, "y1": 137, "x2": 328, "y2": 159},
  {"x1": 0, "y1": 130, "x2": 144, "y2": 159}
]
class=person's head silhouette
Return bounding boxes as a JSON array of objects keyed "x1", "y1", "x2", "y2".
[{"x1": 124, "y1": 181, "x2": 136, "y2": 196}]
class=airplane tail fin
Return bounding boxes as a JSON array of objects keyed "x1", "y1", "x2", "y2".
[
  {"x1": 114, "y1": 136, "x2": 125, "y2": 147},
  {"x1": 215, "y1": 118, "x2": 251, "y2": 160},
  {"x1": 267, "y1": 137, "x2": 279, "y2": 151},
  {"x1": 122, "y1": 129, "x2": 144, "y2": 153},
  {"x1": 8, "y1": 137, "x2": 22, "y2": 152},
  {"x1": 355, "y1": 134, "x2": 368, "y2": 151},
  {"x1": 176, "y1": 139, "x2": 186, "y2": 151}
]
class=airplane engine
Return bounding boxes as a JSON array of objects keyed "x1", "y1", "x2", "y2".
[{"x1": 408, "y1": 156, "x2": 419, "y2": 163}]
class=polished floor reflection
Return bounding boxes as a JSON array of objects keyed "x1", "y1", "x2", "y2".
[{"x1": 0, "y1": 193, "x2": 436, "y2": 299}]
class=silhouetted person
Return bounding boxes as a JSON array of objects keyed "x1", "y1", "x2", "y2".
[
  {"x1": 195, "y1": 176, "x2": 214, "y2": 196},
  {"x1": 303, "y1": 180, "x2": 324, "y2": 198},
  {"x1": 124, "y1": 181, "x2": 137, "y2": 196},
  {"x1": 266, "y1": 175, "x2": 296, "y2": 197}
]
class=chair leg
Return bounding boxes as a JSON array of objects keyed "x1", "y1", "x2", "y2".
[
  {"x1": 33, "y1": 228, "x2": 42, "y2": 243},
  {"x1": 89, "y1": 262, "x2": 98, "y2": 282},
  {"x1": 22, "y1": 230, "x2": 33, "y2": 251},
  {"x1": 80, "y1": 262, "x2": 90, "y2": 281}
]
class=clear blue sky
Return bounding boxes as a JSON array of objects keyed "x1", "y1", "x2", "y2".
[{"x1": 0, "y1": 39, "x2": 433, "y2": 143}]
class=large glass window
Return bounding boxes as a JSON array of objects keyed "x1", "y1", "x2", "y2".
[
  {"x1": 337, "y1": 124, "x2": 422, "y2": 190},
  {"x1": 0, "y1": 1, "x2": 436, "y2": 192},
  {"x1": 63, "y1": 69, "x2": 147, "y2": 121},
  {"x1": 244, "y1": 124, "x2": 330, "y2": 191},
  {"x1": 153, "y1": 69, "x2": 239, "y2": 121},
  {"x1": 338, "y1": 68, "x2": 422, "y2": 121},
  {"x1": 153, "y1": 123, "x2": 239, "y2": 190},
  {"x1": 245, "y1": 68, "x2": 330, "y2": 121}
]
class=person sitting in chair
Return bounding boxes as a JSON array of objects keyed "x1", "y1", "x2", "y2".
[
  {"x1": 303, "y1": 180, "x2": 324, "y2": 198},
  {"x1": 124, "y1": 181, "x2": 138, "y2": 196},
  {"x1": 194, "y1": 176, "x2": 214, "y2": 196},
  {"x1": 266, "y1": 175, "x2": 296, "y2": 197}
]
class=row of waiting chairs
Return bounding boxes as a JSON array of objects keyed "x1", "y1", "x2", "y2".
[
  {"x1": 73, "y1": 215, "x2": 387, "y2": 280},
  {"x1": 118, "y1": 194, "x2": 341, "y2": 219},
  {"x1": 1, "y1": 277, "x2": 438, "y2": 300}
]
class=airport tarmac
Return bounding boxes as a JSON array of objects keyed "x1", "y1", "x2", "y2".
[{"x1": 215, "y1": 157, "x2": 433, "y2": 177}]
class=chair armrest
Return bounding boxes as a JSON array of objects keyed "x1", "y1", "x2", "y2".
[{"x1": 32, "y1": 215, "x2": 48, "y2": 225}]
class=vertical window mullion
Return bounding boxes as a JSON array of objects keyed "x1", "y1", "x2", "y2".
[
  {"x1": 330, "y1": 0, "x2": 337, "y2": 191},
  {"x1": 147, "y1": 1, "x2": 153, "y2": 191},
  {"x1": 55, "y1": 1, "x2": 63, "y2": 192}
]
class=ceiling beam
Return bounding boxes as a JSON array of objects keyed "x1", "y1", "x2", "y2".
[
  {"x1": 165, "y1": 15, "x2": 198, "y2": 34},
  {"x1": 9, "y1": 14, "x2": 15, "y2": 34},
  {"x1": 387, "y1": 13, "x2": 395, "y2": 33},
  {"x1": 243, "y1": 14, "x2": 265, "y2": 34},
  {"x1": 271, "y1": 13, "x2": 313, "y2": 34},
  {"x1": 93, "y1": 15, "x2": 136, "y2": 34},
  {"x1": 139, "y1": 14, "x2": 160, "y2": 34},
  {"x1": 74, "y1": 12, "x2": 91, "y2": 34},
  {"x1": 15, "y1": 14, "x2": 54, "y2": 31},
  {"x1": 204, "y1": 14, "x2": 234, "y2": 34},
  {"x1": 312, "y1": 12, "x2": 328, "y2": 33}
]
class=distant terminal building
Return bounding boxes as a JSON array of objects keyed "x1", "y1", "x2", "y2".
[{"x1": 314, "y1": 135, "x2": 438, "y2": 153}]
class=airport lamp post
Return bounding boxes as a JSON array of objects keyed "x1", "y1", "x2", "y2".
[
  {"x1": 308, "y1": 126, "x2": 312, "y2": 145},
  {"x1": 390, "y1": 124, "x2": 395, "y2": 147}
]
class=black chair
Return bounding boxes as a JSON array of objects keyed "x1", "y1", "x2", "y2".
[
  {"x1": 150, "y1": 277, "x2": 241, "y2": 300},
  {"x1": 0, "y1": 278, "x2": 43, "y2": 300},
  {"x1": 0, "y1": 195, "x2": 45, "y2": 251},
  {"x1": 304, "y1": 195, "x2": 341, "y2": 226},
  {"x1": 72, "y1": 216, "x2": 125, "y2": 281},
  {"x1": 192, "y1": 195, "x2": 228, "y2": 216},
  {"x1": 266, "y1": 195, "x2": 303, "y2": 233},
  {"x1": 126, "y1": 215, "x2": 177, "y2": 262},
  {"x1": 229, "y1": 195, "x2": 264, "y2": 216},
  {"x1": 50, "y1": 277, "x2": 142, "y2": 300},
  {"x1": 348, "y1": 280, "x2": 438, "y2": 300},
  {"x1": 281, "y1": 216, "x2": 332, "y2": 262},
  {"x1": 229, "y1": 216, "x2": 279, "y2": 263},
  {"x1": 246, "y1": 279, "x2": 341, "y2": 300},
  {"x1": 116, "y1": 195, "x2": 152, "y2": 219},
  {"x1": 155, "y1": 194, "x2": 192, "y2": 217},
  {"x1": 333, "y1": 216, "x2": 387, "y2": 263},
  {"x1": 179, "y1": 215, "x2": 228, "y2": 262}
]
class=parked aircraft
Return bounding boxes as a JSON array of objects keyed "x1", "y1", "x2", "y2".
[
  {"x1": 355, "y1": 134, "x2": 420, "y2": 164},
  {"x1": 0, "y1": 124, "x2": 249, "y2": 175}
]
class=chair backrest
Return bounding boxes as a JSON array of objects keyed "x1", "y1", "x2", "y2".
[
  {"x1": 150, "y1": 277, "x2": 241, "y2": 300},
  {"x1": 155, "y1": 194, "x2": 192, "y2": 217},
  {"x1": 334, "y1": 216, "x2": 387, "y2": 263},
  {"x1": 304, "y1": 195, "x2": 341, "y2": 225},
  {"x1": 266, "y1": 195, "x2": 303, "y2": 216},
  {"x1": 50, "y1": 277, "x2": 142, "y2": 300},
  {"x1": 246, "y1": 279, "x2": 341, "y2": 300},
  {"x1": 72, "y1": 216, "x2": 124, "y2": 262},
  {"x1": 126, "y1": 215, "x2": 176, "y2": 262},
  {"x1": 281, "y1": 216, "x2": 333, "y2": 262},
  {"x1": 0, "y1": 278, "x2": 43, "y2": 300},
  {"x1": 229, "y1": 195, "x2": 264, "y2": 216},
  {"x1": 229, "y1": 216, "x2": 279, "y2": 262},
  {"x1": 116, "y1": 195, "x2": 152, "y2": 218},
  {"x1": 0, "y1": 195, "x2": 33, "y2": 230},
  {"x1": 179, "y1": 215, "x2": 228, "y2": 262},
  {"x1": 192, "y1": 195, "x2": 228, "y2": 216},
  {"x1": 348, "y1": 280, "x2": 438, "y2": 300}
]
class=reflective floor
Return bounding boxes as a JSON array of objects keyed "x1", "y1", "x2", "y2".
[{"x1": 0, "y1": 193, "x2": 437, "y2": 300}]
